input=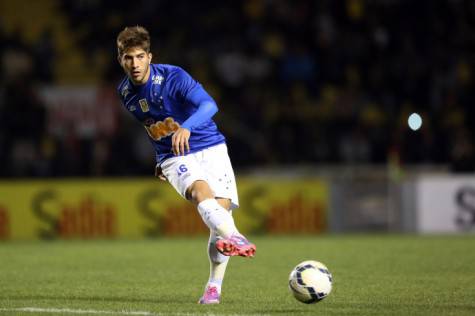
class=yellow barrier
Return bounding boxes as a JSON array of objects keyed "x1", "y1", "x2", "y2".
[{"x1": 0, "y1": 178, "x2": 328, "y2": 240}]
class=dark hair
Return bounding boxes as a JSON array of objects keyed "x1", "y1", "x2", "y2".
[{"x1": 117, "y1": 26, "x2": 151, "y2": 57}]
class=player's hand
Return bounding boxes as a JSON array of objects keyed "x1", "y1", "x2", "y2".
[{"x1": 171, "y1": 127, "x2": 190, "y2": 156}]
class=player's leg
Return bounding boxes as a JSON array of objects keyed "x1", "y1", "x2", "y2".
[
  {"x1": 187, "y1": 180, "x2": 240, "y2": 238},
  {"x1": 160, "y1": 151, "x2": 252, "y2": 305},
  {"x1": 187, "y1": 174, "x2": 256, "y2": 256},
  {"x1": 160, "y1": 148, "x2": 255, "y2": 256},
  {"x1": 198, "y1": 197, "x2": 235, "y2": 304},
  {"x1": 207, "y1": 228, "x2": 230, "y2": 289},
  {"x1": 160, "y1": 155, "x2": 241, "y2": 239},
  {"x1": 197, "y1": 144, "x2": 256, "y2": 257},
  {"x1": 199, "y1": 228, "x2": 229, "y2": 304}
]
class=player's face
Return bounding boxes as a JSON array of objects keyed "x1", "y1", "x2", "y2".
[{"x1": 119, "y1": 47, "x2": 152, "y2": 85}]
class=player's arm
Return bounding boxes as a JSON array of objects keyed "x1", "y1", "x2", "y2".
[
  {"x1": 171, "y1": 91, "x2": 217, "y2": 156},
  {"x1": 170, "y1": 68, "x2": 218, "y2": 156}
]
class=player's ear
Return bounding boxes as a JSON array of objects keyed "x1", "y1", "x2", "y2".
[
  {"x1": 117, "y1": 55, "x2": 122, "y2": 65},
  {"x1": 148, "y1": 52, "x2": 152, "y2": 64}
]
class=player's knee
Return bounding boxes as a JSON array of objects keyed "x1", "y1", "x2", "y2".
[{"x1": 187, "y1": 180, "x2": 214, "y2": 204}]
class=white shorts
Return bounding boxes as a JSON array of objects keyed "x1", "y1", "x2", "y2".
[{"x1": 160, "y1": 143, "x2": 239, "y2": 209}]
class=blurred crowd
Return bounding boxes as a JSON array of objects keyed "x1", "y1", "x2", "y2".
[{"x1": 1, "y1": 0, "x2": 475, "y2": 177}]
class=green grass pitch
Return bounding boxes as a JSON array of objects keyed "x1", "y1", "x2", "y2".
[{"x1": 0, "y1": 235, "x2": 474, "y2": 316}]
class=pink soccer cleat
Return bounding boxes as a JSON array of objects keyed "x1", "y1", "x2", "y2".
[
  {"x1": 215, "y1": 234, "x2": 256, "y2": 257},
  {"x1": 198, "y1": 286, "x2": 220, "y2": 304}
]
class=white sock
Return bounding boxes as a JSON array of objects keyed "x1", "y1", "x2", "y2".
[
  {"x1": 197, "y1": 199, "x2": 238, "y2": 238},
  {"x1": 206, "y1": 230, "x2": 229, "y2": 294},
  {"x1": 207, "y1": 278, "x2": 224, "y2": 293}
]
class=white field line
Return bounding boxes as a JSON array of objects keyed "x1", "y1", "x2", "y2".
[
  {"x1": 0, "y1": 308, "x2": 154, "y2": 315},
  {"x1": 0, "y1": 307, "x2": 270, "y2": 316}
]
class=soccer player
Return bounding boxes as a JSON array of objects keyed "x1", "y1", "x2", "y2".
[{"x1": 116, "y1": 26, "x2": 256, "y2": 304}]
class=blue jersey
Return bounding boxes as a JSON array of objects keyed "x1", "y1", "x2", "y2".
[{"x1": 117, "y1": 64, "x2": 225, "y2": 164}]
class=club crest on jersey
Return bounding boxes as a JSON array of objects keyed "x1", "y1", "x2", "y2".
[
  {"x1": 152, "y1": 75, "x2": 164, "y2": 85},
  {"x1": 139, "y1": 98, "x2": 150, "y2": 112},
  {"x1": 145, "y1": 117, "x2": 180, "y2": 141}
]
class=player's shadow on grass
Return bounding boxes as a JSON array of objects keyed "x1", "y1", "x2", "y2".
[{"x1": 1, "y1": 294, "x2": 189, "y2": 304}]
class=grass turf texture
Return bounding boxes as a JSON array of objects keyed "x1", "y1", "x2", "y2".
[{"x1": 0, "y1": 235, "x2": 474, "y2": 316}]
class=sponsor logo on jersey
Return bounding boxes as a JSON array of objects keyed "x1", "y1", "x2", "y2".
[
  {"x1": 139, "y1": 99, "x2": 150, "y2": 112},
  {"x1": 152, "y1": 75, "x2": 164, "y2": 85},
  {"x1": 145, "y1": 117, "x2": 180, "y2": 141}
]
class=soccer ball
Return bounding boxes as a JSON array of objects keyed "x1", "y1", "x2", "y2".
[{"x1": 288, "y1": 260, "x2": 333, "y2": 304}]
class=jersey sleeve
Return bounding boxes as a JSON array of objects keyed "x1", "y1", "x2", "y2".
[
  {"x1": 168, "y1": 67, "x2": 219, "y2": 130},
  {"x1": 181, "y1": 100, "x2": 218, "y2": 131}
]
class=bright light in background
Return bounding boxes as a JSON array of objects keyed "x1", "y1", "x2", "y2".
[{"x1": 408, "y1": 113, "x2": 422, "y2": 131}]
